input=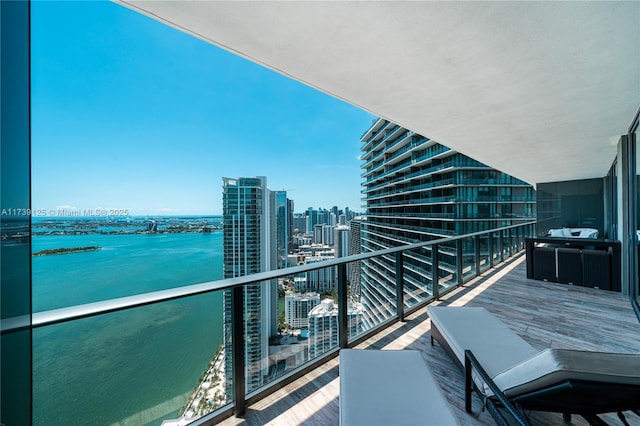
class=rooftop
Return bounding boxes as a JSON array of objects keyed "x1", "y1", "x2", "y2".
[{"x1": 219, "y1": 254, "x2": 640, "y2": 426}]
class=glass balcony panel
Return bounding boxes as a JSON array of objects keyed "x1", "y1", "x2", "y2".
[
  {"x1": 492, "y1": 231, "x2": 502, "y2": 263},
  {"x1": 357, "y1": 253, "x2": 398, "y2": 339},
  {"x1": 462, "y1": 236, "x2": 477, "y2": 281},
  {"x1": 438, "y1": 240, "x2": 458, "y2": 290},
  {"x1": 32, "y1": 293, "x2": 226, "y2": 426},
  {"x1": 478, "y1": 234, "x2": 491, "y2": 272},
  {"x1": 403, "y1": 247, "x2": 433, "y2": 310},
  {"x1": 255, "y1": 265, "x2": 353, "y2": 393}
]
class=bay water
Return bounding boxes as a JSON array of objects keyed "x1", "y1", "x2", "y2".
[{"x1": 32, "y1": 231, "x2": 224, "y2": 425}]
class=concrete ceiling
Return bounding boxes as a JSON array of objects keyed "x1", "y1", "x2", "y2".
[{"x1": 117, "y1": 1, "x2": 639, "y2": 186}]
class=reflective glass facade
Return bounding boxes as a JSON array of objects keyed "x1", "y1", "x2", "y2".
[
  {"x1": 1, "y1": 2, "x2": 32, "y2": 424},
  {"x1": 359, "y1": 118, "x2": 535, "y2": 328},
  {"x1": 536, "y1": 178, "x2": 605, "y2": 237},
  {"x1": 222, "y1": 177, "x2": 277, "y2": 397}
]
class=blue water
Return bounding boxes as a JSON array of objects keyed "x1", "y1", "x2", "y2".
[{"x1": 32, "y1": 232, "x2": 224, "y2": 425}]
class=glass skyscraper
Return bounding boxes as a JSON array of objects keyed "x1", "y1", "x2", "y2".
[
  {"x1": 222, "y1": 176, "x2": 277, "y2": 396},
  {"x1": 359, "y1": 119, "x2": 536, "y2": 327}
]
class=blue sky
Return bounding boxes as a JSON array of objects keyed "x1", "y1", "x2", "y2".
[{"x1": 31, "y1": 1, "x2": 376, "y2": 216}]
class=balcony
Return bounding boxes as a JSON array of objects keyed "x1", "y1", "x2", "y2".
[{"x1": 218, "y1": 254, "x2": 640, "y2": 426}]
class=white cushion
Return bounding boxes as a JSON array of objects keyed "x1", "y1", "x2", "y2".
[
  {"x1": 562, "y1": 228, "x2": 574, "y2": 237},
  {"x1": 339, "y1": 349, "x2": 459, "y2": 426},
  {"x1": 576, "y1": 228, "x2": 598, "y2": 238},
  {"x1": 427, "y1": 307, "x2": 538, "y2": 379},
  {"x1": 549, "y1": 229, "x2": 564, "y2": 237},
  {"x1": 491, "y1": 348, "x2": 640, "y2": 398}
]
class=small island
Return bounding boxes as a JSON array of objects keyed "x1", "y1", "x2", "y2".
[{"x1": 33, "y1": 246, "x2": 101, "y2": 256}]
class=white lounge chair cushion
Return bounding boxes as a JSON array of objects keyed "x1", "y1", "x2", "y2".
[
  {"x1": 339, "y1": 349, "x2": 459, "y2": 426},
  {"x1": 427, "y1": 306, "x2": 538, "y2": 378},
  {"x1": 490, "y1": 348, "x2": 640, "y2": 398}
]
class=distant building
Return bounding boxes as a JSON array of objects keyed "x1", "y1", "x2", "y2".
[
  {"x1": 292, "y1": 214, "x2": 307, "y2": 235},
  {"x1": 274, "y1": 191, "x2": 290, "y2": 269},
  {"x1": 313, "y1": 224, "x2": 323, "y2": 244},
  {"x1": 285, "y1": 292, "x2": 321, "y2": 329},
  {"x1": 306, "y1": 208, "x2": 321, "y2": 234},
  {"x1": 348, "y1": 218, "x2": 364, "y2": 301},
  {"x1": 292, "y1": 234, "x2": 312, "y2": 246},
  {"x1": 308, "y1": 299, "x2": 364, "y2": 358},
  {"x1": 322, "y1": 224, "x2": 335, "y2": 246},
  {"x1": 293, "y1": 276, "x2": 308, "y2": 292},
  {"x1": 334, "y1": 225, "x2": 349, "y2": 258},
  {"x1": 222, "y1": 176, "x2": 277, "y2": 395},
  {"x1": 305, "y1": 254, "x2": 336, "y2": 291}
]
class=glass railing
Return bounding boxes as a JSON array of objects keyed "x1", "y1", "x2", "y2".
[
  {"x1": 363, "y1": 156, "x2": 490, "y2": 193},
  {"x1": 361, "y1": 130, "x2": 415, "y2": 168},
  {"x1": 366, "y1": 195, "x2": 536, "y2": 208},
  {"x1": 2, "y1": 222, "x2": 536, "y2": 425}
]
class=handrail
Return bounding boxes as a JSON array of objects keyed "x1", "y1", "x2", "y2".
[{"x1": 1, "y1": 222, "x2": 535, "y2": 334}]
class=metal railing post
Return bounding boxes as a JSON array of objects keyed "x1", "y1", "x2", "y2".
[
  {"x1": 474, "y1": 235, "x2": 481, "y2": 277},
  {"x1": 395, "y1": 251, "x2": 405, "y2": 322},
  {"x1": 489, "y1": 232, "x2": 495, "y2": 268},
  {"x1": 338, "y1": 264, "x2": 349, "y2": 349},
  {"x1": 432, "y1": 244, "x2": 440, "y2": 300},
  {"x1": 508, "y1": 229, "x2": 513, "y2": 257},
  {"x1": 231, "y1": 285, "x2": 245, "y2": 417},
  {"x1": 456, "y1": 240, "x2": 463, "y2": 285}
]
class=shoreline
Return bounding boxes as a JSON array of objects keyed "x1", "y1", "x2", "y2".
[{"x1": 162, "y1": 345, "x2": 227, "y2": 425}]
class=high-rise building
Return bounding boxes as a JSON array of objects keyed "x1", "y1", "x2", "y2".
[
  {"x1": 284, "y1": 292, "x2": 321, "y2": 329},
  {"x1": 313, "y1": 224, "x2": 323, "y2": 244},
  {"x1": 306, "y1": 208, "x2": 321, "y2": 234},
  {"x1": 348, "y1": 218, "x2": 363, "y2": 302},
  {"x1": 305, "y1": 255, "x2": 337, "y2": 291},
  {"x1": 292, "y1": 213, "x2": 307, "y2": 235},
  {"x1": 334, "y1": 225, "x2": 349, "y2": 258},
  {"x1": 307, "y1": 299, "x2": 364, "y2": 359},
  {"x1": 274, "y1": 191, "x2": 289, "y2": 269},
  {"x1": 360, "y1": 119, "x2": 536, "y2": 328},
  {"x1": 322, "y1": 224, "x2": 335, "y2": 246},
  {"x1": 287, "y1": 198, "x2": 294, "y2": 246},
  {"x1": 222, "y1": 176, "x2": 278, "y2": 395}
]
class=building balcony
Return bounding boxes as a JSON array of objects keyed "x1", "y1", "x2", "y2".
[
  {"x1": 360, "y1": 129, "x2": 415, "y2": 166},
  {"x1": 218, "y1": 254, "x2": 640, "y2": 426}
]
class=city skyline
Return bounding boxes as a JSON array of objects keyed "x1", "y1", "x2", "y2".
[{"x1": 31, "y1": 1, "x2": 375, "y2": 216}]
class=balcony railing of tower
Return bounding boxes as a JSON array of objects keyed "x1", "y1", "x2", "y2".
[
  {"x1": 365, "y1": 195, "x2": 536, "y2": 207},
  {"x1": 360, "y1": 117, "x2": 388, "y2": 147},
  {"x1": 1, "y1": 222, "x2": 536, "y2": 425},
  {"x1": 360, "y1": 123, "x2": 404, "y2": 155},
  {"x1": 363, "y1": 157, "x2": 495, "y2": 193},
  {"x1": 361, "y1": 143, "x2": 451, "y2": 179},
  {"x1": 361, "y1": 131, "x2": 416, "y2": 167},
  {"x1": 365, "y1": 178, "x2": 457, "y2": 200}
]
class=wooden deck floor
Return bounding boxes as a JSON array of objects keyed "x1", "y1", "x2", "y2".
[{"x1": 219, "y1": 254, "x2": 640, "y2": 426}]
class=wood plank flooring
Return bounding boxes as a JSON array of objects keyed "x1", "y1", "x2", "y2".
[{"x1": 219, "y1": 254, "x2": 640, "y2": 426}]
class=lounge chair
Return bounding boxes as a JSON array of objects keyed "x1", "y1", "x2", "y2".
[
  {"x1": 427, "y1": 306, "x2": 640, "y2": 425},
  {"x1": 339, "y1": 349, "x2": 459, "y2": 425}
]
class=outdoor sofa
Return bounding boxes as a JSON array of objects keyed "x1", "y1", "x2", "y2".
[{"x1": 427, "y1": 306, "x2": 640, "y2": 425}]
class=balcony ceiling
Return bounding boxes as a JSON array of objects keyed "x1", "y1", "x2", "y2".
[{"x1": 117, "y1": 1, "x2": 639, "y2": 186}]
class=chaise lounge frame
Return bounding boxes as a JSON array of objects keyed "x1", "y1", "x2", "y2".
[{"x1": 428, "y1": 306, "x2": 640, "y2": 426}]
